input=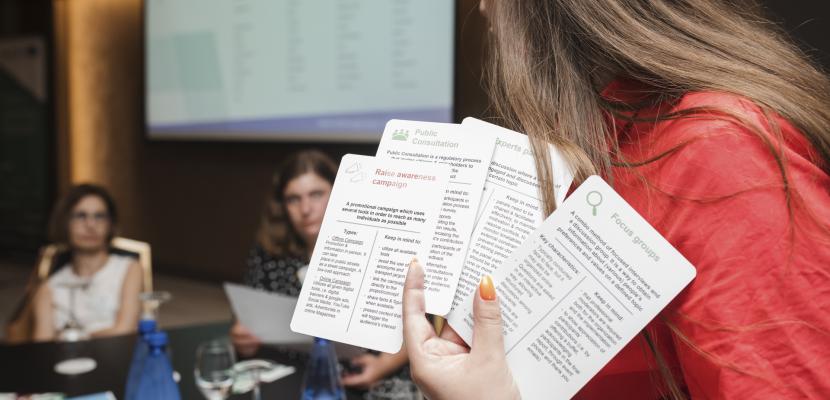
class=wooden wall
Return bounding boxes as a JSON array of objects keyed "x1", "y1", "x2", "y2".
[{"x1": 53, "y1": 0, "x2": 489, "y2": 281}]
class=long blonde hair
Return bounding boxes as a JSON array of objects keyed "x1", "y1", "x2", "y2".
[{"x1": 485, "y1": 0, "x2": 830, "y2": 214}]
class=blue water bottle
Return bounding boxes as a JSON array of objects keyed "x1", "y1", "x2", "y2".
[
  {"x1": 124, "y1": 319, "x2": 157, "y2": 400},
  {"x1": 134, "y1": 331, "x2": 181, "y2": 400},
  {"x1": 301, "y1": 338, "x2": 345, "y2": 400}
]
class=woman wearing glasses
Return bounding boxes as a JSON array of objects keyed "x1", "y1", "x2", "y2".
[{"x1": 31, "y1": 184, "x2": 143, "y2": 341}]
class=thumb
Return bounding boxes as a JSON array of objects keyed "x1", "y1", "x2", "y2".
[
  {"x1": 470, "y1": 275, "x2": 506, "y2": 356},
  {"x1": 402, "y1": 259, "x2": 436, "y2": 354}
]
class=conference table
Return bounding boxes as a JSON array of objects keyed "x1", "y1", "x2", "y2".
[{"x1": 0, "y1": 322, "x2": 364, "y2": 399}]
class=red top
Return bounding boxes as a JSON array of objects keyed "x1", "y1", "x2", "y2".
[{"x1": 575, "y1": 80, "x2": 830, "y2": 399}]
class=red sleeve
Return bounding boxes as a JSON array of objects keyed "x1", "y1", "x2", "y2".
[{"x1": 616, "y1": 112, "x2": 830, "y2": 399}]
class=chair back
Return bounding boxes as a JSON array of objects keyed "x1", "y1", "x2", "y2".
[
  {"x1": 5, "y1": 237, "x2": 153, "y2": 343},
  {"x1": 110, "y1": 237, "x2": 153, "y2": 293},
  {"x1": 36, "y1": 243, "x2": 65, "y2": 281},
  {"x1": 36, "y1": 237, "x2": 152, "y2": 292}
]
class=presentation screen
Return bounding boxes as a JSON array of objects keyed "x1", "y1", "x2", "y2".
[{"x1": 145, "y1": 0, "x2": 455, "y2": 142}]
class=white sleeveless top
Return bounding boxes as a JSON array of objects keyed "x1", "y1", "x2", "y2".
[{"x1": 48, "y1": 254, "x2": 133, "y2": 334}]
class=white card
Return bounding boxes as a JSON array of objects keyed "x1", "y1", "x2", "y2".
[
  {"x1": 447, "y1": 117, "x2": 574, "y2": 317},
  {"x1": 224, "y1": 283, "x2": 365, "y2": 359},
  {"x1": 449, "y1": 176, "x2": 696, "y2": 400},
  {"x1": 376, "y1": 119, "x2": 496, "y2": 315},
  {"x1": 291, "y1": 154, "x2": 449, "y2": 353},
  {"x1": 225, "y1": 282, "x2": 312, "y2": 344}
]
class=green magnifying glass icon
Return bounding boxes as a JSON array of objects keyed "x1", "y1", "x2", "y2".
[{"x1": 586, "y1": 190, "x2": 603, "y2": 216}]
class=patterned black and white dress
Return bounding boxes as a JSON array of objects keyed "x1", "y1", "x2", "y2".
[
  {"x1": 242, "y1": 244, "x2": 304, "y2": 296},
  {"x1": 241, "y1": 244, "x2": 422, "y2": 399}
]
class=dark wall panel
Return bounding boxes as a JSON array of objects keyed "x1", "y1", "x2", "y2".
[{"x1": 764, "y1": 1, "x2": 830, "y2": 69}]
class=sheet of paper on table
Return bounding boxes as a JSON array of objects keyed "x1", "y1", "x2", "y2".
[{"x1": 224, "y1": 283, "x2": 365, "y2": 359}]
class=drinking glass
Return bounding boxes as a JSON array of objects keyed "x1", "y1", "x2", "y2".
[
  {"x1": 139, "y1": 290, "x2": 172, "y2": 320},
  {"x1": 194, "y1": 339, "x2": 236, "y2": 400},
  {"x1": 233, "y1": 359, "x2": 275, "y2": 400}
]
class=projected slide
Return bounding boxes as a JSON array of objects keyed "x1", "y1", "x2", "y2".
[{"x1": 146, "y1": 0, "x2": 454, "y2": 141}]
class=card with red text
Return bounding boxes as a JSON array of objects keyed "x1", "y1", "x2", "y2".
[{"x1": 291, "y1": 154, "x2": 449, "y2": 353}]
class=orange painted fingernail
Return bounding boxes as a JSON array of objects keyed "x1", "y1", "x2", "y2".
[{"x1": 479, "y1": 275, "x2": 496, "y2": 301}]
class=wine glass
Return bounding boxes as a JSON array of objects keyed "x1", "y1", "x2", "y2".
[
  {"x1": 195, "y1": 339, "x2": 236, "y2": 400},
  {"x1": 139, "y1": 290, "x2": 172, "y2": 320},
  {"x1": 233, "y1": 359, "x2": 275, "y2": 400},
  {"x1": 58, "y1": 278, "x2": 91, "y2": 342}
]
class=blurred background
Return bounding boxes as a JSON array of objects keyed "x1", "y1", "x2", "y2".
[{"x1": 0, "y1": 0, "x2": 828, "y2": 332}]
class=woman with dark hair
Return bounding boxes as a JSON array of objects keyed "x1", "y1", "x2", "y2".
[
  {"x1": 232, "y1": 150, "x2": 419, "y2": 397},
  {"x1": 31, "y1": 184, "x2": 143, "y2": 341},
  {"x1": 403, "y1": 1, "x2": 830, "y2": 399},
  {"x1": 244, "y1": 149, "x2": 338, "y2": 296},
  {"x1": 231, "y1": 150, "x2": 336, "y2": 355}
]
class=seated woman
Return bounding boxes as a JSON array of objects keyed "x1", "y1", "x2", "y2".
[
  {"x1": 31, "y1": 184, "x2": 143, "y2": 341},
  {"x1": 231, "y1": 150, "x2": 418, "y2": 397}
]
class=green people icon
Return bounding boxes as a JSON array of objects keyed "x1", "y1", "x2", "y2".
[{"x1": 392, "y1": 129, "x2": 409, "y2": 141}]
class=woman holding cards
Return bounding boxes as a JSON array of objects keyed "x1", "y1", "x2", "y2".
[
  {"x1": 403, "y1": 0, "x2": 830, "y2": 399},
  {"x1": 230, "y1": 150, "x2": 419, "y2": 397}
]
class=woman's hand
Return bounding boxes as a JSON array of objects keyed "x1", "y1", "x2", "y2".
[
  {"x1": 402, "y1": 259, "x2": 520, "y2": 400},
  {"x1": 230, "y1": 321, "x2": 262, "y2": 358},
  {"x1": 341, "y1": 350, "x2": 409, "y2": 389}
]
